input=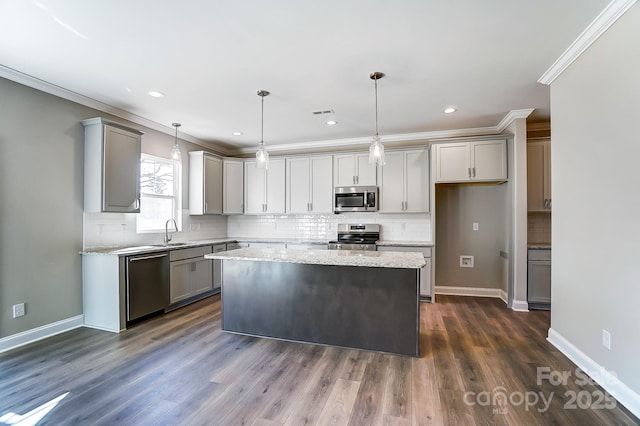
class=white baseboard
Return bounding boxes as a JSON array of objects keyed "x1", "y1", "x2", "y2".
[
  {"x1": 435, "y1": 285, "x2": 504, "y2": 299},
  {"x1": 499, "y1": 289, "x2": 508, "y2": 304},
  {"x1": 0, "y1": 315, "x2": 84, "y2": 354},
  {"x1": 511, "y1": 299, "x2": 530, "y2": 312},
  {"x1": 547, "y1": 327, "x2": 640, "y2": 419}
]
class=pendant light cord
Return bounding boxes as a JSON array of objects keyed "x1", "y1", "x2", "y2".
[
  {"x1": 261, "y1": 94, "x2": 265, "y2": 145},
  {"x1": 374, "y1": 77, "x2": 379, "y2": 137}
]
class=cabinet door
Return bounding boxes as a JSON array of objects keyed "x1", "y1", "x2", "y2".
[
  {"x1": 310, "y1": 156, "x2": 333, "y2": 213},
  {"x1": 544, "y1": 142, "x2": 551, "y2": 209},
  {"x1": 170, "y1": 260, "x2": 192, "y2": 304},
  {"x1": 244, "y1": 160, "x2": 266, "y2": 214},
  {"x1": 527, "y1": 142, "x2": 546, "y2": 211},
  {"x1": 379, "y1": 151, "x2": 405, "y2": 213},
  {"x1": 266, "y1": 159, "x2": 286, "y2": 214},
  {"x1": 420, "y1": 258, "x2": 432, "y2": 297},
  {"x1": 212, "y1": 244, "x2": 226, "y2": 290},
  {"x1": 471, "y1": 140, "x2": 507, "y2": 181},
  {"x1": 190, "y1": 257, "x2": 213, "y2": 295},
  {"x1": 286, "y1": 157, "x2": 311, "y2": 213},
  {"x1": 204, "y1": 155, "x2": 222, "y2": 214},
  {"x1": 334, "y1": 154, "x2": 356, "y2": 186},
  {"x1": 355, "y1": 153, "x2": 377, "y2": 185},
  {"x1": 223, "y1": 160, "x2": 244, "y2": 214},
  {"x1": 528, "y1": 260, "x2": 551, "y2": 304},
  {"x1": 103, "y1": 125, "x2": 141, "y2": 212},
  {"x1": 405, "y1": 149, "x2": 429, "y2": 212},
  {"x1": 434, "y1": 143, "x2": 470, "y2": 182}
]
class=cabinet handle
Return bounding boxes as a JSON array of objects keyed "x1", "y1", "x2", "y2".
[
  {"x1": 191, "y1": 262, "x2": 196, "y2": 272},
  {"x1": 205, "y1": 202, "x2": 208, "y2": 212},
  {"x1": 468, "y1": 167, "x2": 472, "y2": 178},
  {"x1": 135, "y1": 198, "x2": 140, "y2": 209},
  {"x1": 352, "y1": 176, "x2": 355, "y2": 184},
  {"x1": 548, "y1": 199, "x2": 551, "y2": 209},
  {"x1": 472, "y1": 167, "x2": 476, "y2": 177}
]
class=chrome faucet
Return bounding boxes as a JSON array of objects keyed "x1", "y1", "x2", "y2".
[{"x1": 164, "y1": 218, "x2": 178, "y2": 245}]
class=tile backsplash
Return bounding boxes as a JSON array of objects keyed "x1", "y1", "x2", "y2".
[
  {"x1": 227, "y1": 213, "x2": 432, "y2": 242},
  {"x1": 528, "y1": 212, "x2": 551, "y2": 243},
  {"x1": 84, "y1": 211, "x2": 432, "y2": 248},
  {"x1": 83, "y1": 210, "x2": 228, "y2": 248}
]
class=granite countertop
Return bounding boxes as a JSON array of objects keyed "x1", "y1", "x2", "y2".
[
  {"x1": 81, "y1": 238, "x2": 238, "y2": 256},
  {"x1": 376, "y1": 240, "x2": 433, "y2": 247},
  {"x1": 205, "y1": 247, "x2": 426, "y2": 269}
]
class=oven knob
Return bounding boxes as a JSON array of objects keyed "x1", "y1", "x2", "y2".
[
  {"x1": 336, "y1": 244, "x2": 342, "y2": 250},
  {"x1": 363, "y1": 245, "x2": 369, "y2": 250}
]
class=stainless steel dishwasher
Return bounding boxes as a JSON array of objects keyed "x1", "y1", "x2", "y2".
[{"x1": 126, "y1": 252, "x2": 169, "y2": 324}]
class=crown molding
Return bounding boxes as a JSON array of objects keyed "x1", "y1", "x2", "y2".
[
  {"x1": 0, "y1": 64, "x2": 235, "y2": 155},
  {"x1": 538, "y1": 0, "x2": 637, "y2": 85},
  {"x1": 235, "y1": 109, "x2": 534, "y2": 155}
]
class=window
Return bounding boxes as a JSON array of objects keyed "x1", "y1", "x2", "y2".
[{"x1": 136, "y1": 154, "x2": 182, "y2": 233}]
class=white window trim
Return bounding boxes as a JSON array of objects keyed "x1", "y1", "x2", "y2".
[{"x1": 136, "y1": 153, "x2": 182, "y2": 234}]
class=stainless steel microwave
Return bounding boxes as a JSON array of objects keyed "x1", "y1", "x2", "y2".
[{"x1": 334, "y1": 186, "x2": 379, "y2": 213}]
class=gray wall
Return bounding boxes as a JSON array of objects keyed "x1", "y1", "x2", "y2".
[
  {"x1": 435, "y1": 183, "x2": 508, "y2": 289},
  {"x1": 0, "y1": 77, "x2": 212, "y2": 338},
  {"x1": 551, "y1": 3, "x2": 640, "y2": 395}
]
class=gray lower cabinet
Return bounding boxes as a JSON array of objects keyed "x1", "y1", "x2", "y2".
[
  {"x1": 376, "y1": 246, "x2": 432, "y2": 299},
  {"x1": 169, "y1": 246, "x2": 214, "y2": 305},
  {"x1": 528, "y1": 248, "x2": 551, "y2": 309}
]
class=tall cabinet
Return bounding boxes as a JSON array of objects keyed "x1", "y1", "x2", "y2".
[
  {"x1": 223, "y1": 158, "x2": 244, "y2": 214},
  {"x1": 286, "y1": 155, "x2": 333, "y2": 214},
  {"x1": 527, "y1": 139, "x2": 551, "y2": 211},
  {"x1": 189, "y1": 151, "x2": 223, "y2": 215},
  {"x1": 379, "y1": 148, "x2": 429, "y2": 213},
  {"x1": 82, "y1": 118, "x2": 143, "y2": 213},
  {"x1": 244, "y1": 158, "x2": 286, "y2": 214}
]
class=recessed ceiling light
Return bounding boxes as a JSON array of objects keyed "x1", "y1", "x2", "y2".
[
  {"x1": 326, "y1": 120, "x2": 338, "y2": 126},
  {"x1": 443, "y1": 107, "x2": 457, "y2": 114},
  {"x1": 148, "y1": 91, "x2": 165, "y2": 98},
  {"x1": 232, "y1": 132, "x2": 243, "y2": 136}
]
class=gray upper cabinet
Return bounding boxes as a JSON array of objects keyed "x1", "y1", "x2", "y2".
[
  {"x1": 223, "y1": 158, "x2": 244, "y2": 215},
  {"x1": 82, "y1": 117, "x2": 143, "y2": 213},
  {"x1": 189, "y1": 151, "x2": 223, "y2": 215}
]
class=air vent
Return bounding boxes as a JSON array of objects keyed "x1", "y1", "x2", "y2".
[{"x1": 312, "y1": 109, "x2": 335, "y2": 115}]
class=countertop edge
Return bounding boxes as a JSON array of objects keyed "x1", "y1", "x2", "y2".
[{"x1": 205, "y1": 247, "x2": 426, "y2": 269}]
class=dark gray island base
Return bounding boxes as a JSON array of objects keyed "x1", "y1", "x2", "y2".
[{"x1": 208, "y1": 248, "x2": 425, "y2": 357}]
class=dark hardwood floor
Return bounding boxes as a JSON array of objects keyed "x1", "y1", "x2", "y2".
[{"x1": 1, "y1": 295, "x2": 637, "y2": 425}]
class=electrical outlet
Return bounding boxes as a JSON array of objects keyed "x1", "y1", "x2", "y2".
[
  {"x1": 12, "y1": 303, "x2": 25, "y2": 318},
  {"x1": 602, "y1": 329, "x2": 611, "y2": 350},
  {"x1": 473, "y1": 222, "x2": 479, "y2": 231},
  {"x1": 460, "y1": 255, "x2": 474, "y2": 268}
]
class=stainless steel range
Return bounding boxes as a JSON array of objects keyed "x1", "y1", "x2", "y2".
[{"x1": 328, "y1": 224, "x2": 380, "y2": 251}]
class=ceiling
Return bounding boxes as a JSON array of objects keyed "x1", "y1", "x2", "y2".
[{"x1": 0, "y1": 0, "x2": 610, "y2": 154}]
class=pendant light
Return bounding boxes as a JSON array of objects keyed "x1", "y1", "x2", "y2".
[
  {"x1": 368, "y1": 72, "x2": 386, "y2": 166},
  {"x1": 171, "y1": 123, "x2": 182, "y2": 162},
  {"x1": 255, "y1": 90, "x2": 270, "y2": 170}
]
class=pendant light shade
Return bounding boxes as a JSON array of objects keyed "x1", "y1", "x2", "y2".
[
  {"x1": 368, "y1": 72, "x2": 386, "y2": 166},
  {"x1": 255, "y1": 90, "x2": 270, "y2": 170},
  {"x1": 171, "y1": 123, "x2": 182, "y2": 162}
]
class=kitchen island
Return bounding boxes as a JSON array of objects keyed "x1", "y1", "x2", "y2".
[{"x1": 205, "y1": 247, "x2": 425, "y2": 356}]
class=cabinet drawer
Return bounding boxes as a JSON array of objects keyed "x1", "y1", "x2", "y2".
[
  {"x1": 377, "y1": 246, "x2": 432, "y2": 257},
  {"x1": 170, "y1": 246, "x2": 212, "y2": 262},
  {"x1": 213, "y1": 244, "x2": 227, "y2": 253},
  {"x1": 528, "y1": 249, "x2": 551, "y2": 261}
]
